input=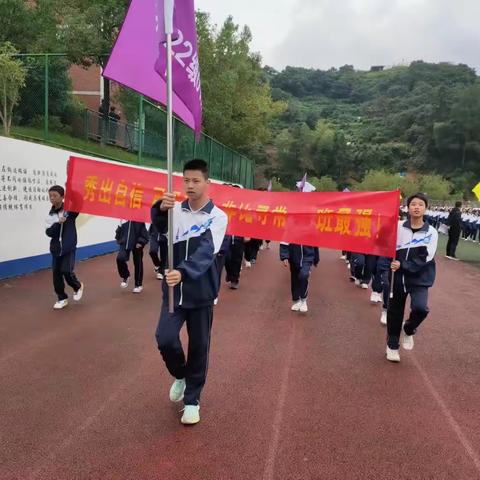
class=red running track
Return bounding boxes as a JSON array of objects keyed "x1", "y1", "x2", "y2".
[{"x1": 0, "y1": 247, "x2": 479, "y2": 480}]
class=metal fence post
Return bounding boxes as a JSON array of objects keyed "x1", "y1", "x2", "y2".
[
  {"x1": 220, "y1": 148, "x2": 225, "y2": 180},
  {"x1": 208, "y1": 139, "x2": 212, "y2": 170},
  {"x1": 44, "y1": 54, "x2": 49, "y2": 140},
  {"x1": 192, "y1": 130, "x2": 197, "y2": 159},
  {"x1": 138, "y1": 94, "x2": 144, "y2": 165}
]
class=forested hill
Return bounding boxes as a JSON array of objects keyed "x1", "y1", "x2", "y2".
[{"x1": 263, "y1": 61, "x2": 480, "y2": 196}]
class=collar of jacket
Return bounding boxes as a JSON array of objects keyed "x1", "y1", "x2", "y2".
[
  {"x1": 402, "y1": 219, "x2": 429, "y2": 233},
  {"x1": 49, "y1": 203, "x2": 64, "y2": 215},
  {"x1": 181, "y1": 199, "x2": 214, "y2": 214}
]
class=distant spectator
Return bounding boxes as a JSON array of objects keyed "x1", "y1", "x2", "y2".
[{"x1": 109, "y1": 106, "x2": 121, "y2": 144}]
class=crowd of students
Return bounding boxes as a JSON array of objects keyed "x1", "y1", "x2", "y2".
[
  {"x1": 425, "y1": 205, "x2": 480, "y2": 242},
  {"x1": 44, "y1": 162, "x2": 442, "y2": 424}
]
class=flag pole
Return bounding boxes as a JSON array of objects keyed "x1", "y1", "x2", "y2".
[{"x1": 165, "y1": 0, "x2": 175, "y2": 313}]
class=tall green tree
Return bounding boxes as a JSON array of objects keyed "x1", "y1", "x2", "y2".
[
  {"x1": 0, "y1": 0, "x2": 34, "y2": 51},
  {"x1": 196, "y1": 12, "x2": 284, "y2": 154},
  {"x1": 56, "y1": 0, "x2": 130, "y2": 108},
  {"x1": 0, "y1": 43, "x2": 27, "y2": 135}
]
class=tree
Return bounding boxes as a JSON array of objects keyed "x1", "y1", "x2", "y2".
[
  {"x1": 196, "y1": 13, "x2": 284, "y2": 153},
  {"x1": 270, "y1": 178, "x2": 290, "y2": 192},
  {"x1": 416, "y1": 174, "x2": 452, "y2": 200},
  {"x1": 309, "y1": 176, "x2": 338, "y2": 192},
  {"x1": 15, "y1": 56, "x2": 80, "y2": 129},
  {"x1": 354, "y1": 170, "x2": 415, "y2": 196},
  {"x1": 0, "y1": 0, "x2": 64, "y2": 53},
  {"x1": 0, "y1": 0, "x2": 34, "y2": 52},
  {"x1": 56, "y1": 0, "x2": 130, "y2": 109},
  {"x1": 0, "y1": 43, "x2": 27, "y2": 135},
  {"x1": 451, "y1": 84, "x2": 480, "y2": 171},
  {"x1": 310, "y1": 120, "x2": 336, "y2": 174}
]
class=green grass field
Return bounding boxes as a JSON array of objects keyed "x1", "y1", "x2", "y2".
[
  {"x1": 437, "y1": 233, "x2": 480, "y2": 269},
  {"x1": 10, "y1": 126, "x2": 167, "y2": 170}
]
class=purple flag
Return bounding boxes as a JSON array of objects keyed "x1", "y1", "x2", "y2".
[
  {"x1": 296, "y1": 173, "x2": 307, "y2": 192},
  {"x1": 296, "y1": 173, "x2": 316, "y2": 192},
  {"x1": 103, "y1": 0, "x2": 202, "y2": 134}
]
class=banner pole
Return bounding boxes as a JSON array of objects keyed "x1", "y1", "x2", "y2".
[{"x1": 165, "y1": 0, "x2": 175, "y2": 313}]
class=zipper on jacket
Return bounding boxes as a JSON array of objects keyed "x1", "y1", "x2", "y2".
[
  {"x1": 300, "y1": 246, "x2": 304, "y2": 267},
  {"x1": 126, "y1": 221, "x2": 132, "y2": 249},
  {"x1": 59, "y1": 212, "x2": 64, "y2": 256},
  {"x1": 179, "y1": 237, "x2": 189, "y2": 306},
  {"x1": 402, "y1": 228, "x2": 415, "y2": 293}
]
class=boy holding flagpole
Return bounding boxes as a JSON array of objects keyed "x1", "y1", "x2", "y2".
[{"x1": 153, "y1": 160, "x2": 228, "y2": 424}]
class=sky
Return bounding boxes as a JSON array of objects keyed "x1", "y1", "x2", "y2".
[{"x1": 195, "y1": 0, "x2": 480, "y2": 73}]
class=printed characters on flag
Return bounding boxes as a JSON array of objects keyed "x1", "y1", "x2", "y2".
[
  {"x1": 154, "y1": 0, "x2": 202, "y2": 135},
  {"x1": 65, "y1": 156, "x2": 400, "y2": 257},
  {"x1": 103, "y1": 0, "x2": 202, "y2": 134}
]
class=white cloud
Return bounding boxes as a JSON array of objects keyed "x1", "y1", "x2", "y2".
[{"x1": 196, "y1": 0, "x2": 480, "y2": 72}]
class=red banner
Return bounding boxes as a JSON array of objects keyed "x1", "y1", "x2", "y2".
[{"x1": 65, "y1": 156, "x2": 400, "y2": 257}]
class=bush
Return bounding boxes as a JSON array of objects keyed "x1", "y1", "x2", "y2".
[
  {"x1": 416, "y1": 174, "x2": 452, "y2": 201},
  {"x1": 309, "y1": 176, "x2": 338, "y2": 191}
]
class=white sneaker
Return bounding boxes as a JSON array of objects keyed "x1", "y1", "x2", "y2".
[
  {"x1": 386, "y1": 346, "x2": 401, "y2": 362},
  {"x1": 402, "y1": 333, "x2": 415, "y2": 350},
  {"x1": 53, "y1": 299, "x2": 69, "y2": 310},
  {"x1": 380, "y1": 310, "x2": 387, "y2": 325},
  {"x1": 291, "y1": 301, "x2": 302, "y2": 312},
  {"x1": 299, "y1": 299, "x2": 308, "y2": 313},
  {"x1": 169, "y1": 378, "x2": 186, "y2": 403},
  {"x1": 340, "y1": 255, "x2": 347, "y2": 260},
  {"x1": 361, "y1": 283, "x2": 369, "y2": 290},
  {"x1": 181, "y1": 405, "x2": 200, "y2": 425},
  {"x1": 213, "y1": 297, "x2": 218, "y2": 306},
  {"x1": 245, "y1": 261, "x2": 252, "y2": 268},
  {"x1": 73, "y1": 283, "x2": 84, "y2": 301},
  {"x1": 120, "y1": 279, "x2": 129, "y2": 289},
  {"x1": 132, "y1": 286, "x2": 143, "y2": 293},
  {"x1": 354, "y1": 279, "x2": 361, "y2": 286},
  {"x1": 156, "y1": 272, "x2": 164, "y2": 280},
  {"x1": 370, "y1": 292, "x2": 379, "y2": 303}
]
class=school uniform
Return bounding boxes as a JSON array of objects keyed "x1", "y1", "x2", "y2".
[
  {"x1": 224, "y1": 235, "x2": 244, "y2": 284},
  {"x1": 215, "y1": 234, "x2": 231, "y2": 289},
  {"x1": 149, "y1": 200, "x2": 168, "y2": 274},
  {"x1": 152, "y1": 199, "x2": 228, "y2": 406},
  {"x1": 244, "y1": 238, "x2": 263, "y2": 263},
  {"x1": 280, "y1": 243, "x2": 319, "y2": 301},
  {"x1": 45, "y1": 204, "x2": 82, "y2": 301},
  {"x1": 371, "y1": 256, "x2": 392, "y2": 309},
  {"x1": 116, "y1": 221, "x2": 149, "y2": 287},
  {"x1": 387, "y1": 220, "x2": 438, "y2": 350}
]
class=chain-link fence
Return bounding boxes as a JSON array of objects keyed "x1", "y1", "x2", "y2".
[{"x1": 7, "y1": 54, "x2": 254, "y2": 188}]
